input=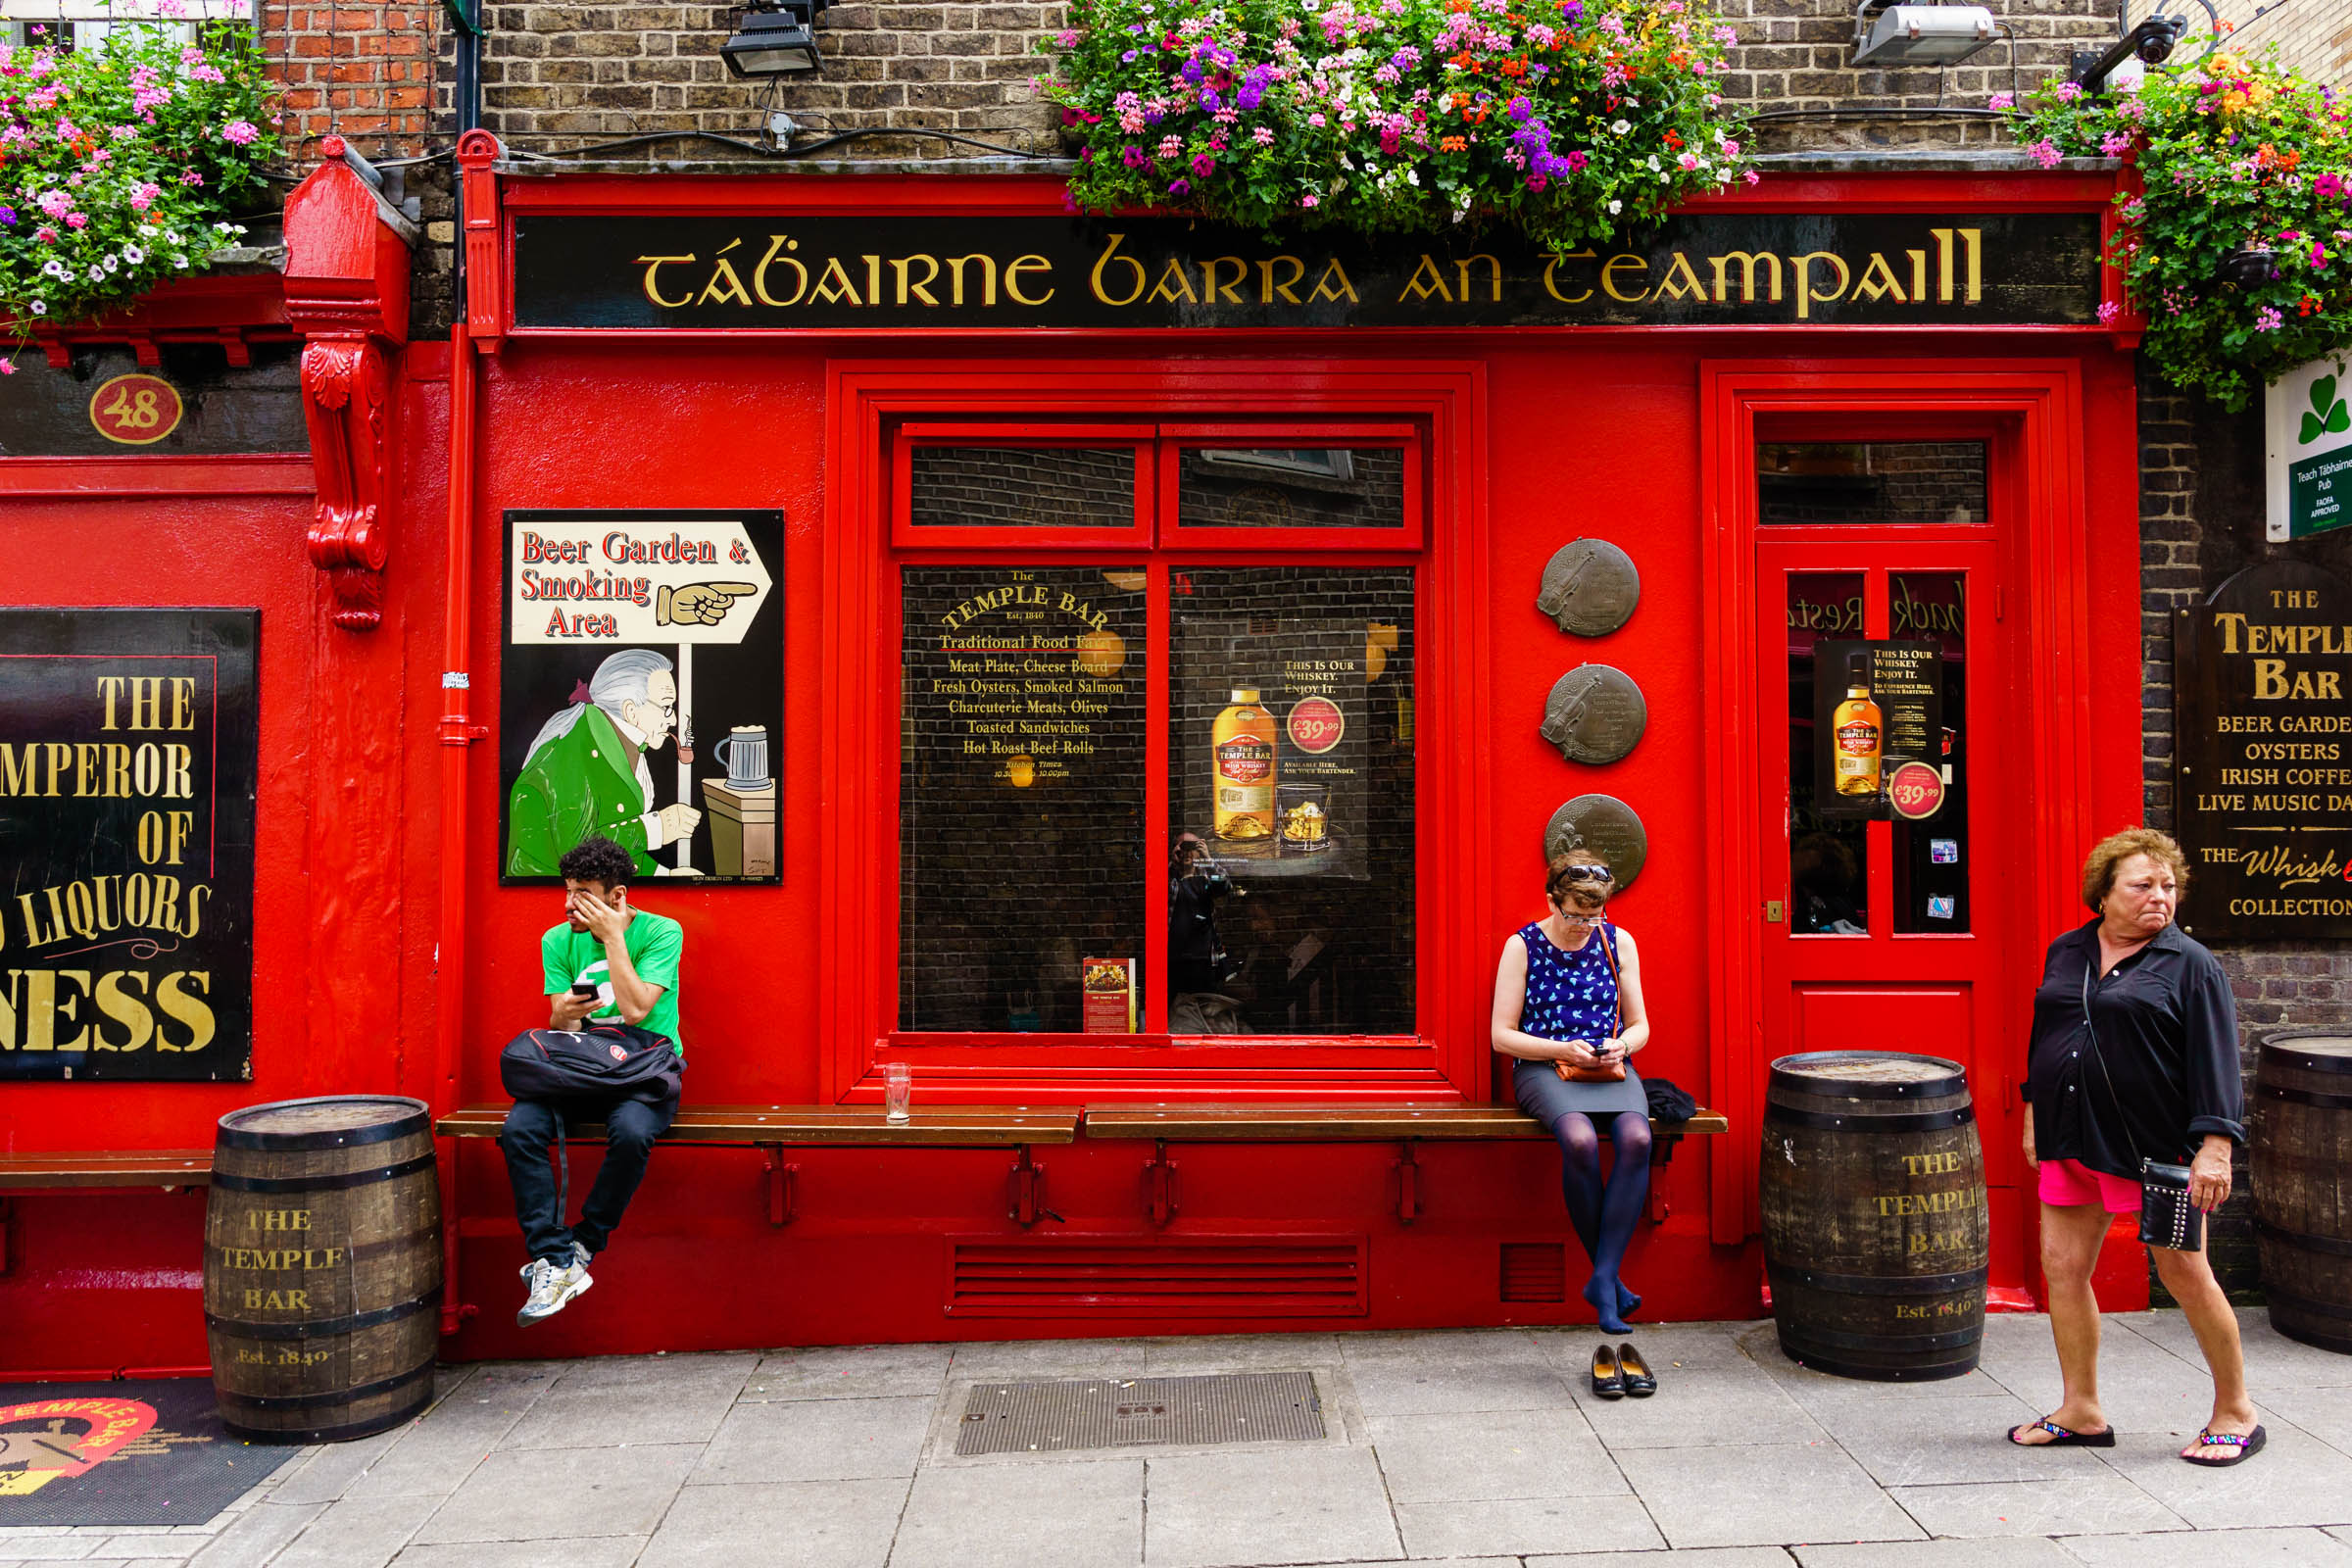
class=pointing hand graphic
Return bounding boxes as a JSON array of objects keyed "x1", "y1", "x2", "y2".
[{"x1": 656, "y1": 581, "x2": 760, "y2": 627}]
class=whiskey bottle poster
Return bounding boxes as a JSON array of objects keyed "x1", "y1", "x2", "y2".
[
  {"x1": 0, "y1": 608, "x2": 259, "y2": 1082},
  {"x1": 1177, "y1": 613, "x2": 1369, "y2": 879},
  {"x1": 500, "y1": 511, "x2": 783, "y2": 885},
  {"x1": 2175, "y1": 561, "x2": 2352, "y2": 942},
  {"x1": 1814, "y1": 639, "x2": 1943, "y2": 822}
]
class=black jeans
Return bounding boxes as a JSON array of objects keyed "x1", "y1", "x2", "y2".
[{"x1": 500, "y1": 1095, "x2": 676, "y2": 1265}]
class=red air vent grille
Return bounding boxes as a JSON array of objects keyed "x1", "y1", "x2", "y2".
[
  {"x1": 949, "y1": 1237, "x2": 1369, "y2": 1318},
  {"x1": 1500, "y1": 1242, "x2": 1568, "y2": 1302}
]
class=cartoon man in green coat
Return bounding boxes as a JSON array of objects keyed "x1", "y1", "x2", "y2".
[{"x1": 507, "y1": 648, "x2": 704, "y2": 877}]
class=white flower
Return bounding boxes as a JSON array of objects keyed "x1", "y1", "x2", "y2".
[
  {"x1": 1607, "y1": 198, "x2": 1623, "y2": 214},
  {"x1": 1611, "y1": 119, "x2": 1631, "y2": 133},
  {"x1": 29, "y1": 300, "x2": 46, "y2": 315},
  {"x1": 1404, "y1": 168, "x2": 1419, "y2": 185},
  {"x1": 173, "y1": 255, "x2": 189, "y2": 268},
  {"x1": 41, "y1": 259, "x2": 66, "y2": 278},
  {"x1": 102, "y1": 254, "x2": 118, "y2": 272},
  {"x1": 86, "y1": 266, "x2": 103, "y2": 281},
  {"x1": 122, "y1": 245, "x2": 144, "y2": 264}
]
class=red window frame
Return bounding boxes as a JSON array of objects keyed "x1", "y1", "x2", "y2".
[{"x1": 820, "y1": 361, "x2": 1490, "y2": 1105}]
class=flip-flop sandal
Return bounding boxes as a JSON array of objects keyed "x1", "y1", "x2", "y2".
[
  {"x1": 2008, "y1": 1416, "x2": 2116, "y2": 1448},
  {"x1": 2182, "y1": 1425, "x2": 2265, "y2": 1465}
]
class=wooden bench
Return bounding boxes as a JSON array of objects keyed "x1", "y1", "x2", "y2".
[
  {"x1": 435, "y1": 1104, "x2": 1084, "y2": 1226},
  {"x1": 0, "y1": 1151, "x2": 214, "y2": 1190},
  {"x1": 1080, "y1": 1103, "x2": 1729, "y2": 1226}
]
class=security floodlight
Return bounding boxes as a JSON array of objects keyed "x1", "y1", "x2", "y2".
[
  {"x1": 2217, "y1": 247, "x2": 2276, "y2": 290},
  {"x1": 1851, "y1": 2, "x2": 1996, "y2": 67},
  {"x1": 721, "y1": 0, "x2": 826, "y2": 77},
  {"x1": 2072, "y1": 16, "x2": 2185, "y2": 94}
]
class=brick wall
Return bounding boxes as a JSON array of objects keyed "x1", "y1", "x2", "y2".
[
  {"x1": 2139, "y1": 368, "x2": 2352, "y2": 1301},
  {"x1": 2132, "y1": 0, "x2": 2352, "y2": 84},
  {"x1": 261, "y1": 0, "x2": 439, "y2": 157}
]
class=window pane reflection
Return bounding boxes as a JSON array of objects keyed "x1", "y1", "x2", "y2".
[
  {"x1": 900, "y1": 565, "x2": 1146, "y2": 1030},
  {"x1": 1178, "y1": 448, "x2": 1406, "y2": 528},
  {"x1": 1891, "y1": 571, "x2": 1969, "y2": 934},
  {"x1": 1788, "y1": 570, "x2": 1869, "y2": 934},
  {"x1": 1759, "y1": 442, "x2": 1986, "y2": 524},
  {"x1": 1168, "y1": 566, "x2": 1415, "y2": 1034},
  {"x1": 908, "y1": 448, "x2": 1136, "y2": 528}
]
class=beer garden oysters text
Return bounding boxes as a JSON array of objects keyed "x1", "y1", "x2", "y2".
[{"x1": 1038, "y1": 0, "x2": 1756, "y2": 253}]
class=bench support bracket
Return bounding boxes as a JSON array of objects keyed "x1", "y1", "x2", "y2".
[
  {"x1": 1007, "y1": 1146, "x2": 1061, "y2": 1228},
  {"x1": 1394, "y1": 1141, "x2": 1420, "y2": 1226},
  {"x1": 1142, "y1": 1140, "x2": 1180, "y2": 1229},
  {"x1": 760, "y1": 1146, "x2": 799, "y2": 1228}
]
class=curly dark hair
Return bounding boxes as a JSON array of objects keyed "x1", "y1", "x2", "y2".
[
  {"x1": 558, "y1": 836, "x2": 636, "y2": 891},
  {"x1": 2080, "y1": 827, "x2": 2188, "y2": 911}
]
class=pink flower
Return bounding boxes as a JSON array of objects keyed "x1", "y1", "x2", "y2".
[
  {"x1": 2028, "y1": 138, "x2": 2062, "y2": 170},
  {"x1": 220, "y1": 120, "x2": 260, "y2": 146},
  {"x1": 2255, "y1": 306, "x2": 2284, "y2": 331},
  {"x1": 2096, "y1": 300, "x2": 2120, "y2": 324},
  {"x1": 129, "y1": 181, "x2": 161, "y2": 212},
  {"x1": 1987, "y1": 91, "x2": 2014, "y2": 110},
  {"x1": 1253, "y1": 124, "x2": 1275, "y2": 144},
  {"x1": 65, "y1": 212, "x2": 86, "y2": 228},
  {"x1": 36, "y1": 189, "x2": 72, "y2": 218},
  {"x1": 1301, "y1": 193, "x2": 1320, "y2": 207},
  {"x1": 2054, "y1": 80, "x2": 2082, "y2": 101},
  {"x1": 34, "y1": 224, "x2": 58, "y2": 243},
  {"x1": 0, "y1": 360, "x2": 14, "y2": 376},
  {"x1": 2099, "y1": 131, "x2": 2131, "y2": 156},
  {"x1": 1742, "y1": 169, "x2": 1760, "y2": 184}
]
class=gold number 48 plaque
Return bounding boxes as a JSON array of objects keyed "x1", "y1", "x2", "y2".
[{"x1": 88, "y1": 372, "x2": 184, "y2": 446}]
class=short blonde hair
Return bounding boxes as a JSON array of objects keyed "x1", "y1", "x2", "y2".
[
  {"x1": 1545, "y1": 849, "x2": 1614, "y2": 912},
  {"x1": 2081, "y1": 827, "x2": 2189, "y2": 911}
]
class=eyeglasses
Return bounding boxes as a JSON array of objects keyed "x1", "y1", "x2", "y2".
[{"x1": 1558, "y1": 912, "x2": 1600, "y2": 928}]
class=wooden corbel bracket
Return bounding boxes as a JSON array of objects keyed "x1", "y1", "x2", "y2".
[{"x1": 301, "y1": 337, "x2": 391, "y2": 631}]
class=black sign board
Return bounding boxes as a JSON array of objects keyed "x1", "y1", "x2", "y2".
[
  {"x1": 513, "y1": 212, "x2": 2102, "y2": 331},
  {"x1": 500, "y1": 511, "x2": 785, "y2": 884},
  {"x1": 1814, "y1": 639, "x2": 1944, "y2": 822},
  {"x1": 0, "y1": 610, "x2": 259, "y2": 1082},
  {"x1": 0, "y1": 343, "x2": 308, "y2": 457},
  {"x1": 2176, "y1": 561, "x2": 2352, "y2": 943}
]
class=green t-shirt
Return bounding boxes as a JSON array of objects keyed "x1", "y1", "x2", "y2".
[{"x1": 542, "y1": 909, "x2": 683, "y2": 1055}]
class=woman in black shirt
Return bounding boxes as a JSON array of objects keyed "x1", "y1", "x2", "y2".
[{"x1": 2009, "y1": 828, "x2": 2259, "y2": 1465}]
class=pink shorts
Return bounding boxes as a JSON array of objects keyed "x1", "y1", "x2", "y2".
[{"x1": 2038, "y1": 1157, "x2": 2141, "y2": 1213}]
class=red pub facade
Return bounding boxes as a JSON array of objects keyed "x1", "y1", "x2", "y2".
[{"x1": 2, "y1": 143, "x2": 2169, "y2": 1373}]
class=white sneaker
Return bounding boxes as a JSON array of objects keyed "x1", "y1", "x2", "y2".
[
  {"x1": 516, "y1": 1242, "x2": 593, "y2": 1281},
  {"x1": 516, "y1": 1255, "x2": 592, "y2": 1326}
]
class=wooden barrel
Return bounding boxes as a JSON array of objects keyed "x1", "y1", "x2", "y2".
[
  {"x1": 2254, "y1": 1030, "x2": 2352, "y2": 1355},
  {"x1": 1762, "y1": 1052, "x2": 1988, "y2": 1381},
  {"x1": 205, "y1": 1096, "x2": 442, "y2": 1443}
]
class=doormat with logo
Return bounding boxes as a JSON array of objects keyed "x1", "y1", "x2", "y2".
[{"x1": 0, "y1": 1379, "x2": 299, "y2": 1527}]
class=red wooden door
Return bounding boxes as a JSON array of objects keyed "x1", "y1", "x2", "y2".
[{"x1": 1753, "y1": 469, "x2": 2029, "y2": 1302}]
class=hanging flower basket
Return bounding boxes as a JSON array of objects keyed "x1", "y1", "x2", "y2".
[
  {"x1": 2, "y1": 21, "x2": 281, "y2": 367},
  {"x1": 1037, "y1": 0, "x2": 1755, "y2": 255},
  {"x1": 2003, "y1": 50, "x2": 2352, "y2": 410}
]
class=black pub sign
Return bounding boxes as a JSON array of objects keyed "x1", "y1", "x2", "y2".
[
  {"x1": 514, "y1": 211, "x2": 2103, "y2": 331},
  {"x1": 2176, "y1": 562, "x2": 2352, "y2": 943},
  {"x1": 0, "y1": 610, "x2": 259, "y2": 1081}
]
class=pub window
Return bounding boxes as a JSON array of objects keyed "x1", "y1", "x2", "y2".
[
  {"x1": 1758, "y1": 441, "x2": 1986, "y2": 525},
  {"x1": 895, "y1": 424, "x2": 1421, "y2": 1040}
]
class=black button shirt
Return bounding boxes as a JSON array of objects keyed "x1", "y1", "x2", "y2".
[{"x1": 2024, "y1": 919, "x2": 2244, "y2": 1179}]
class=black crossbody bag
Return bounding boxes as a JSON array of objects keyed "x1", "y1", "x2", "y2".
[{"x1": 2079, "y1": 963, "x2": 2201, "y2": 1252}]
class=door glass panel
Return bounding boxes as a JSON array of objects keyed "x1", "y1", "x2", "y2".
[
  {"x1": 907, "y1": 447, "x2": 1136, "y2": 528},
  {"x1": 1788, "y1": 570, "x2": 1868, "y2": 934},
  {"x1": 899, "y1": 565, "x2": 1147, "y2": 1030},
  {"x1": 1759, "y1": 442, "x2": 1987, "y2": 524},
  {"x1": 1167, "y1": 565, "x2": 1415, "y2": 1034},
  {"x1": 1177, "y1": 448, "x2": 1406, "y2": 528},
  {"x1": 1891, "y1": 571, "x2": 1969, "y2": 934}
]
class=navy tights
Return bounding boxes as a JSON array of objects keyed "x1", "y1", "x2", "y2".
[{"x1": 1551, "y1": 1109, "x2": 1652, "y2": 1334}]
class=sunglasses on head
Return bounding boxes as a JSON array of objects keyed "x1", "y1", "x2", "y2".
[{"x1": 1558, "y1": 865, "x2": 1613, "y2": 884}]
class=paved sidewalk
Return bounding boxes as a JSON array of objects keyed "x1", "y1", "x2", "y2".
[{"x1": 7, "y1": 1308, "x2": 2352, "y2": 1567}]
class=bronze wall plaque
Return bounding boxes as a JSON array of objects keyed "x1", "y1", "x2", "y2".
[
  {"x1": 1544, "y1": 794, "x2": 1649, "y2": 890},
  {"x1": 1537, "y1": 540, "x2": 1641, "y2": 637},
  {"x1": 1542, "y1": 664, "x2": 1647, "y2": 765},
  {"x1": 2175, "y1": 560, "x2": 2352, "y2": 943}
]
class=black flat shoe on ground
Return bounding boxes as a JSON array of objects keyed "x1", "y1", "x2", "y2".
[
  {"x1": 1616, "y1": 1343, "x2": 1656, "y2": 1396},
  {"x1": 1590, "y1": 1344, "x2": 1625, "y2": 1399}
]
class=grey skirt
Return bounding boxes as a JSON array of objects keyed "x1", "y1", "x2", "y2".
[{"x1": 1514, "y1": 1055, "x2": 1648, "y2": 1122}]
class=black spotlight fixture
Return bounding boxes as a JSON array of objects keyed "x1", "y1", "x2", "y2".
[
  {"x1": 721, "y1": 0, "x2": 828, "y2": 77},
  {"x1": 2069, "y1": 14, "x2": 2184, "y2": 95},
  {"x1": 2216, "y1": 247, "x2": 2277, "y2": 290}
]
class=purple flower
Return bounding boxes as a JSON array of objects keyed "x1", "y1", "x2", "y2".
[
  {"x1": 2318, "y1": 172, "x2": 2347, "y2": 200},
  {"x1": 1507, "y1": 96, "x2": 1533, "y2": 121},
  {"x1": 1198, "y1": 87, "x2": 1220, "y2": 112},
  {"x1": 1168, "y1": 177, "x2": 1192, "y2": 195},
  {"x1": 1191, "y1": 152, "x2": 1216, "y2": 175},
  {"x1": 1122, "y1": 144, "x2": 1151, "y2": 168},
  {"x1": 0, "y1": 206, "x2": 13, "y2": 225}
]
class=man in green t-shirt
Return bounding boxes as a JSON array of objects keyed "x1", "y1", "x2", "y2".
[{"x1": 500, "y1": 835, "x2": 685, "y2": 1326}]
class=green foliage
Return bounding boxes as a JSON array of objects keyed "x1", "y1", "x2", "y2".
[
  {"x1": 2003, "y1": 51, "x2": 2352, "y2": 411},
  {"x1": 1, "y1": 22, "x2": 280, "y2": 355},
  {"x1": 1036, "y1": 0, "x2": 1755, "y2": 255}
]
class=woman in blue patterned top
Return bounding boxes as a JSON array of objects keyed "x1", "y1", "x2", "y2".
[{"x1": 1491, "y1": 850, "x2": 1653, "y2": 1335}]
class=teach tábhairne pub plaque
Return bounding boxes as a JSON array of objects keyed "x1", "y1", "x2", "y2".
[
  {"x1": 2176, "y1": 561, "x2": 2352, "y2": 942},
  {"x1": 0, "y1": 610, "x2": 259, "y2": 1081},
  {"x1": 501, "y1": 511, "x2": 784, "y2": 885}
]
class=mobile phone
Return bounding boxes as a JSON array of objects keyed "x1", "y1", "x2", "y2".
[{"x1": 571, "y1": 983, "x2": 599, "y2": 1001}]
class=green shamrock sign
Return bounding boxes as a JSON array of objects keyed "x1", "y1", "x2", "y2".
[{"x1": 2301, "y1": 373, "x2": 2350, "y2": 445}]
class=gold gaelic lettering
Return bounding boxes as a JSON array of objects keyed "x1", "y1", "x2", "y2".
[
  {"x1": 1148, "y1": 257, "x2": 1200, "y2": 305},
  {"x1": 810, "y1": 257, "x2": 864, "y2": 307},
  {"x1": 1908, "y1": 248, "x2": 1929, "y2": 304},
  {"x1": 863, "y1": 254, "x2": 882, "y2": 306},
  {"x1": 890, "y1": 253, "x2": 941, "y2": 307},
  {"x1": 1257, "y1": 255, "x2": 1306, "y2": 305},
  {"x1": 1959, "y1": 227, "x2": 1984, "y2": 303},
  {"x1": 1792, "y1": 252, "x2": 1851, "y2": 319},
  {"x1": 944, "y1": 254, "x2": 999, "y2": 307},
  {"x1": 635, "y1": 255, "x2": 697, "y2": 310},
  {"x1": 1004, "y1": 255, "x2": 1054, "y2": 306},
  {"x1": 1399, "y1": 254, "x2": 1453, "y2": 304},
  {"x1": 1932, "y1": 228, "x2": 1956, "y2": 302},
  {"x1": 694, "y1": 250, "x2": 754, "y2": 309},
  {"x1": 1710, "y1": 250, "x2": 1783, "y2": 303},
  {"x1": 1852, "y1": 252, "x2": 1907, "y2": 304},
  {"x1": 1199, "y1": 256, "x2": 1248, "y2": 305},
  {"x1": 1543, "y1": 251, "x2": 1596, "y2": 304},
  {"x1": 1654, "y1": 252, "x2": 1709, "y2": 303},
  {"x1": 1600, "y1": 254, "x2": 1649, "y2": 303},
  {"x1": 753, "y1": 235, "x2": 809, "y2": 307},
  {"x1": 1091, "y1": 233, "x2": 1148, "y2": 307},
  {"x1": 1307, "y1": 259, "x2": 1357, "y2": 304},
  {"x1": 1456, "y1": 253, "x2": 1502, "y2": 303}
]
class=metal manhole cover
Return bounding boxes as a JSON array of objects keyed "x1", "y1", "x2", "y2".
[{"x1": 955, "y1": 1370, "x2": 1325, "y2": 1456}]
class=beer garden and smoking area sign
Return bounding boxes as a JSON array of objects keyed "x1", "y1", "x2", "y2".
[
  {"x1": 2177, "y1": 560, "x2": 2352, "y2": 942},
  {"x1": 0, "y1": 610, "x2": 259, "y2": 1082}
]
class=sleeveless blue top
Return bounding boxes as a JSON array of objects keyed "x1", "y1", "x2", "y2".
[{"x1": 1516, "y1": 920, "x2": 1620, "y2": 1043}]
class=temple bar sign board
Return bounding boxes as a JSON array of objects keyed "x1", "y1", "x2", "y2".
[
  {"x1": 2176, "y1": 562, "x2": 2352, "y2": 942},
  {"x1": 0, "y1": 610, "x2": 259, "y2": 1082},
  {"x1": 501, "y1": 511, "x2": 784, "y2": 885},
  {"x1": 514, "y1": 212, "x2": 2103, "y2": 330}
]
